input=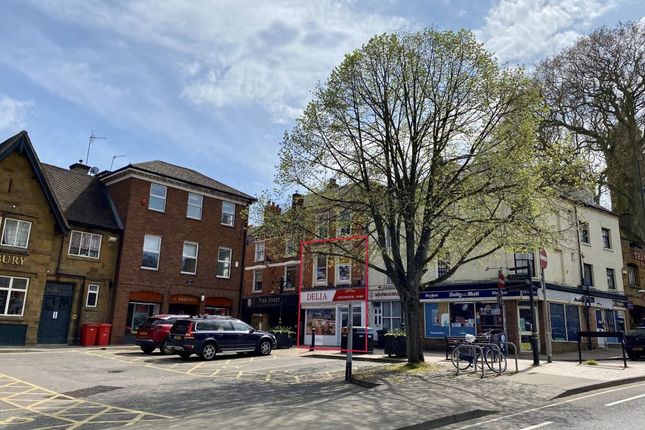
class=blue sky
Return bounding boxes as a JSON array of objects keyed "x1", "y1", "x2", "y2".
[{"x1": 1, "y1": 0, "x2": 643, "y2": 197}]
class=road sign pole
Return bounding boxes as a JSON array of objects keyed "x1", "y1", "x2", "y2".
[
  {"x1": 541, "y1": 266, "x2": 552, "y2": 363},
  {"x1": 345, "y1": 305, "x2": 353, "y2": 383},
  {"x1": 527, "y1": 263, "x2": 540, "y2": 366},
  {"x1": 498, "y1": 269, "x2": 508, "y2": 354}
]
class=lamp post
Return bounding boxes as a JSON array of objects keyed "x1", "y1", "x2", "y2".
[{"x1": 278, "y1": 276, "x2": 285, "y2": 325}]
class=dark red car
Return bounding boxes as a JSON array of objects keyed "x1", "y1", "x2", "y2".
[{"x1": 136, "y1": 315, "x2": 189, "y2": 354}]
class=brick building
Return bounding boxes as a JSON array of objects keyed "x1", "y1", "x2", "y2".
[
  {"x1": 620, "y1": 229, "x2": 645, "y2": 327},
  {"x1": 242, "y1": 197, "x2": 368, "y2": 346},
  {"x1": 99, "y1": 161, "x2": 255, "y2": 343},
  {"x1": 0, "y1": 131, "x2": 121, "y2": 345}
]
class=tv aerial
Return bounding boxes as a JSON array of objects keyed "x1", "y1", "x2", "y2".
[
  {"x1": 85, "y1": 130, "x2": 106, "y2": 166},
  {"x1": 110, "y1": 154, "x2": 127, "y2": 171}
]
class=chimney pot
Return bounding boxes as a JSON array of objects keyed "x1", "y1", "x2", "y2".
[{"x1": 69, "y1": 162, "x2": 91, "y2": 174}]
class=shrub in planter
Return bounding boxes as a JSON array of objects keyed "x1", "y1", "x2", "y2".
[
  {"x1": 384, "y1": 329, "x2": 407, "y2": 357},
  {"x1": 270, "y1": 326, "x2": 294, "y2": 349}
]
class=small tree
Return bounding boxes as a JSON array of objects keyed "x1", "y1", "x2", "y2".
[{"x1": 264, "y1": 28, "x2": 586, "y2": 363}]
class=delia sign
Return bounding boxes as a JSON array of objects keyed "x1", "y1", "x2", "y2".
[{"x1": 0, "y1": 254, "x2": 26, "y2": 265}]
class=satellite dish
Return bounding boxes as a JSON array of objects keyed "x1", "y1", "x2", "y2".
[{"x1": 89, "y1": 166, "x2": 100, "y2": 175}]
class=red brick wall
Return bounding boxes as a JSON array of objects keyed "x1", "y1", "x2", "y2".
[{"x1": 109, "y1": 177, "x2": 248, "y2": 342}]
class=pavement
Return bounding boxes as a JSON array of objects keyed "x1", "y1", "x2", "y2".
[{"x1": 1, "y1": 344, "x2": 645, "y2": 429}]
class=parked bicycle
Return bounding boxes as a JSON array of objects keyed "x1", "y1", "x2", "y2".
[{"x1": 450, "y1": 332, "x2": 507, "y2": 374}]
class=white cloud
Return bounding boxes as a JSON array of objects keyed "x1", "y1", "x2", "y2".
[
  {"x1": 26, "y1": 0, "x2": 407, "y2": 123},
  {"x1": 477, "y1": 0, "x2": 617, "y2": 65},
  {"x1": 0, "y1": 96, "x2": 29, "y2": 132}
]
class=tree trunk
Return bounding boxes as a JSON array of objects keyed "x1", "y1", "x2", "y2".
[
  {"x1": 605, "y1": 124, "x2": 645, "y2": 241},
  {"x1": 402, "y1": 284, "x2": 424, "y2": 363}
]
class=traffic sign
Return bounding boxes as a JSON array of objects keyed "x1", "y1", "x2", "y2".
[
  {"x1": 539, "y1": 249, "x2": 548, "y2": 269},
  {"x1": 498, "y1": 270, "x2": 505, "y2": 289}
]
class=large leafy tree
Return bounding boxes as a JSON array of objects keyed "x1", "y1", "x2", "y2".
[
  {"x1": 536, "y1": 21, "x2": 645, "y2": 240},
  {"x1": 266, "y1": 28, "x2": 585, "y2": 363}
]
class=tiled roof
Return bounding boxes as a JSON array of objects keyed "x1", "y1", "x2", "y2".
[
  {"x1": 130, "y1": 160, "x2": 255, "y2": 201},
  {"x1": 42, "y1": 164, "x2": 122, "y2": 231}
]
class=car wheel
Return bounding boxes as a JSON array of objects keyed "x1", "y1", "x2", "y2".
[
  {"x1": 257, "y1": 339, "x2": 272, "y2": 356},
  {"x1": 628, "y1": 353, "x2": 640, "y2": 361},
  {"x1": 178, "y1": 352, "x2": 191, "y2": 360},
  {"x1": 140, "y1": 345, "x2": 155, "y2": 354},
  {"x1": 200, "y1": 342, "x2": 217, "y2": 361},
  {"x1": 159, "y1": 339, "x2": 172, "y2": 355}
]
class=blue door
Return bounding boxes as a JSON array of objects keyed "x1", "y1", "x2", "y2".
[{"x1": 37, "y1": 283, "x2": 74, "y2": 344}]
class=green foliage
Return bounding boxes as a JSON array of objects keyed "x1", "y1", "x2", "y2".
[
  {"x1": 269, "y1": 326, "x2": 293, "y2": 334},
  {"x1": 385, "y1": 329, "x2": 407, "y2": 337}
]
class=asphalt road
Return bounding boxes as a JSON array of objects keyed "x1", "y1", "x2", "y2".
[
  {"x1": 449, "y1": 381, "x2": 645, "y2": 430},
  {"x1": 0, "y1": 346, "x2": 380, "y2": 429}
]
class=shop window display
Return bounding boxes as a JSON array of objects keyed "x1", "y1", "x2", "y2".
[
  {"x1": 449, "y1": 302, "x2": 476, "y2": 336},
  {"x1": 476, "y1": 302, "x2": 503, "y2": 334}
]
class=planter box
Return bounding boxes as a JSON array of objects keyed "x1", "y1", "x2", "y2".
[
  {"x1": 384, "y1": 335, "x2": 407, "y2": 357},
  {"x1": 272, "y1": 332, "x2": 293, "y2": 349}
]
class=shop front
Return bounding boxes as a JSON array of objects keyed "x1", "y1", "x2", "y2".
[
  {"x1": 300, "y1": 287, "x2": 366, "y2": 347},
  {"x1": 241, "y1": 294, "x2": 299, "y2": 331},
  {"x1": 205, "y1": 297, "x2": 233, "y2": 316},
  {"x1": 369, "y1": 287, "x2": 403, "y2": 333},
  {"x1": 125, "y1": 292, "x2": 162, "y2": 335},
  {"x1": 168, "y1": 294, "x2": 200, "y2": 316}
]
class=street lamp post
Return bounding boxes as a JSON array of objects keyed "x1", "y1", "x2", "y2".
[{"x1": 278, "y1": 276, "x2": 285, "y2": 325}]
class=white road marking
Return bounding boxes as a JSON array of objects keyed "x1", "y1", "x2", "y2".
[
  {"x1": 604, "y1": 393, "x2": 645, "y2": 407},
  {"x1": 457, "y1": 382, "x2": 645, "y2": 429},
  {"x1": 520, "y1": 422, "x2": 553, "y2": 430}
]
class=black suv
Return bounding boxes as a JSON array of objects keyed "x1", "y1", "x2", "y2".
[{"x1": 166, "y1": 316, "x2": 276, "y2": 360}]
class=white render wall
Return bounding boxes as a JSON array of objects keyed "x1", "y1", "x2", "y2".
[{"x1": 367, "y1": 201, "x2": 624, "y2": 294}]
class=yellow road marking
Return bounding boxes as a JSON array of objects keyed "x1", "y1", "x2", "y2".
[{"x1": 186, "y1": 361, "x2": 206, "y2": 374}]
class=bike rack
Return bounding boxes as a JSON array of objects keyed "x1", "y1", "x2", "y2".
[
  {"x1": 454, "y1": 343, "x2": 485, "y2": 379},
  {"x1": 505, "y1": 341, "x2": 519, "y2": 373}
]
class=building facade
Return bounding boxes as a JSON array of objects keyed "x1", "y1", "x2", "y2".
[
  {"x1": 421, "y1": 201, "x2": 627, "y2": 352},
  {"x1": 0, "y1": 132, "x2": 121, "y2": 345},
  {"x1": 620, "y1": 232, "x2": 645, "y2": 327},
  {"x1": 100, "y1": 161, "x2": 254, "y2": 343}
]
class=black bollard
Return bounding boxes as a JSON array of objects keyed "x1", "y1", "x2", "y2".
[{"x1": 309, "y1": 328, "x2": 315, "y2": 351}]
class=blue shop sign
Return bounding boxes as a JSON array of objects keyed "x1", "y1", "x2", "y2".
[{"x1": 420, "y1": 289, "x2": 524, "y2": 300}]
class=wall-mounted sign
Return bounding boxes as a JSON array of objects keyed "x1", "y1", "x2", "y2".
[
  {"x1": 368, "y1": 288, "x2": 400, "y2": 301},
  {"x1": 300, "y1": 288, "x2": 366, "y2": 304},
  {"x1": 0, "y1": 254, "x2": 26, "y2": 265}
]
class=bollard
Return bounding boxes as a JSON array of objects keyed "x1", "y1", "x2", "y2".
[{"x1": 309, "y1": 329, "x2": 315, "y2": 352}]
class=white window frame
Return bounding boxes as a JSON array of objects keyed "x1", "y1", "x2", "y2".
[
  {"x1": 68, "y1": 230, "x2": 102, "y2": 259},
  {"x1": 254, "y1": 241, "x2": 265, "y2": 262},
  {"x1": 335, "y1": 259, "x2": 351, "y2": 285},
  {"x1": 186, "y1": 192, "x2": 203, "y2": 220},
  {"x1": 141, "y1": 235, "x2": 162, "y2": 270},
  {"x1": 583, "y1": 263, "x2": 594, "y2": 287},
  {"x1": 627, "y1": 264, "x2": 638, "y2": 288},
  {"x1": 181, "y1": 241, "x2": 199, "y2": 275},
  {"x1": 437, "y1": 256, "x2": 450, "y2": 278},
  {"x1": 148, "y1": 183, "x2": 167, "y2": 212},
  {"x1": 1, "y1": 218, "x2": 32, "y2": 249},
  {"x1": 284, "y1": 265, "x2": 298, "y2": 290},
  {"x1": 86, "y1": 284, "x2": 99, "y2": 308},
  {"x1": 0, "y1": 276, "x2": 29, "y2": 316},
  {"x1": 221, "y1": 201, "x2": 235, "y2": 226},
  {"x1": 253, "y1": 269, "x2": 263, "y2": 293},
  {"x1": 314, "y1": 255, "x2": 328, "y2": 285},
  {"x1": 601, "y1": 228, "x2": 612, "y2": 249},
  {"x1": 579, "y1": 222, "x2": 590, "y2": 245},
  {"x1": 386, "y1": 275, "x2": 394, "y2": 286},
  {"x1": 285, "y1": 238, "x2": 297, "y2": 257},
  {"x1": 217, "y1": 247, "x2": 232, "y2": 279},
  {"x1": 336, "y1": 210, "x2": 351, "y2": 237},
  {"x1": 606, "y1": 267, "x2": 616, "y2": 290}
]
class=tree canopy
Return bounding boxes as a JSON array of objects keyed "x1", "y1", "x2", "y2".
[
  {"x1": 536, "y1": 21, "x2": 645, "y2": 239},
  {"x1": 263, "y1": 28, "x2": 587, "y2": 362}
]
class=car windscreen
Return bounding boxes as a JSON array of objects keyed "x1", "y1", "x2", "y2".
[
  {"x1": 141, "y1": 317, "x2": 161, "y2": 329},
  {"x1": 171, "y1": 320, "x2": 192, "y2": 334},
  {"x1": 152, "y1": 318, "x2": 177, "y2": 327}
]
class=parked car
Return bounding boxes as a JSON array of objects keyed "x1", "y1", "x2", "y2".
[
  {"x1": 625, "y1": 325, "x2": 645, "y2": 360},
  {"x1": 167, "y1": 315, "x2": 276, "y2": 360},
  {"x1": 135, "y1": 314, "x2": 189, "y2": 354}
]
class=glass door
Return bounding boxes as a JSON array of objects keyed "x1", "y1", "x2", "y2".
[{"x1": 518, "y1": 305, "x2": 538, "y2": 352}]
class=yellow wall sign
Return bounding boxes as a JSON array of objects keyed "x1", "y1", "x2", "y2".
[{"x1": 0, "y1": 254, "x2": 26, "y2": 265}]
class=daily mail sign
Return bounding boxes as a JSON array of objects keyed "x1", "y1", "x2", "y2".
[{"x1": 301, "y1": 288, "x2": 366, "y2": 304}]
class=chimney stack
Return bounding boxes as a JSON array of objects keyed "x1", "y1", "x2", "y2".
[
  {"x1": 264, "y1": 201, "x2": 282, "y2": 221},
  {"x1": 69, "y1": 160, "x2": 91, "y2": 174},
  {"x1": 291, "y1": 192, "x2": 304, "y2": 209}
]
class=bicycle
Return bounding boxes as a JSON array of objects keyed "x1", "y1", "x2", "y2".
[{"x1": 450, "y1": 332, "x2": 507, "y2": 374}]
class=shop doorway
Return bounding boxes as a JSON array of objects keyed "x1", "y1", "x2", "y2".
[
  {"x1": 37, "y1": 282, "x2": 74, "y2": 344},
  {"x1": 168, "y1": 303, "x2": 199, "y2": 316},
  {"x1": 126, "y1": 302, "x2": 160, "y2": 335},
  {"x1": 518, "y1": 304, "x2": 538, "y2": 352}
]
